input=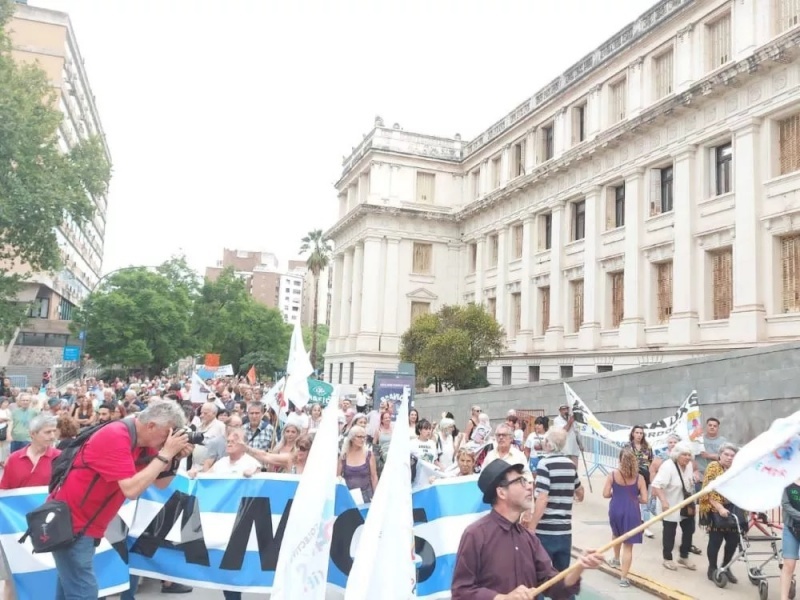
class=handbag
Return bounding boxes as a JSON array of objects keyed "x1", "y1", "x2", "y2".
[
  {"x1": 19, "y1": 500, "x2": 77, "y2": 553},
  {"x1": 674, "y1": 461, "x2": 695, "y2": 518},
  {"x1": 710, "y1": 504, "x2": 746, "y2": 531}
]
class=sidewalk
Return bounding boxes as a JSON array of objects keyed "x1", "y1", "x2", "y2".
[{"x1": 572, "y1": 471, "x2": 784, "y2": 600}]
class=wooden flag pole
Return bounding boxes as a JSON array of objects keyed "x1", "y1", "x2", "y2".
[{"x1": 525, "y1": 485, "x2": 712, "y2": 599}]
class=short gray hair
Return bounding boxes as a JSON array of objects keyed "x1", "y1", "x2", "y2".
[
  {"x1": 138, "y1": 399, "x2": 186, "y2": 429},
  {"x1": 495, "y1": 423, "x2": 513, "y2": 436},
  {"x1": 665, "y1": 433, "x2": 682, "y2": 443},
  {"x1": 718, "y1": 442, "x2": 738, "y2": 455},
  {"x1": 29, "y1": 414, "x2": 57, "y2": 434},
  {"x1": 545, "y1": 428, "x2": 567, "y2": 453},
  {"x1": 669, "y1": 442, "x2": 694, "y2": 461}
]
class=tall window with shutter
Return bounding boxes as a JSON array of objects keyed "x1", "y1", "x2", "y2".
[
  {"x1": 512, "y1": 141, "x2": 526, "y2": 178},
  {"x1": 540, "y1": 287, "x2": 550, "y2": 333},
  {"x1": 511, "y1": 292, "x2": 522, "y2": 335},
  {"x1": 542, "y1": 124, "x2": 555, "y2": 161},
  {"x1": 416, "y1": 172, "x2": 435, "y2": 204},
  {"x1": 491, "y1": 156, "x2": 502, "y2": 189},
  {"x1": 779, "y1": 114, "x2": 800, "y2": 176},
  {"x1": 711, "y1": 249, "x2": 733, "y2": 320},
  {"x1": 707, "y1": 13, "x2": 731, "y2": 70},
  {"x1": 782, "y1": 235, "x2": 800, "y2": 313},
  {"x1": 472, "y1": 170, "x2": 481, "y2": 199},
  {"x1": 572, "y1": 280, "x2": 584, "y2": 332},
  {"x1": 654, "y1": 50, "x2": 674, "y2": 99},
  {"x1": 540, "y1": 213, "x2": 553, "y2": 250},
  {"x1": 469, "y1": 243, "x2": 477, "y2": 273},
  {"x1": 512, "y1": 224, "x2": 524, "y2": 260},
  {"x1": 657, "y1": 261, "x2": 673, "y2": 324},
  {"x1": 487, "y1": 296, "x2": 497, "y2": 320},
  {"x1": 410, "y1": 301, "x2": 430, "y2": 322},
  {"x1": 489, "y1": 234, "x2": 499, "y2": 267},
  {"x1": 775, "y1": 0, "x2": 800, "y2": 33},
  {"x1": 610, "y1": 272, "x2": 625, "y2": 328},
  {"x1": 412, "y1": 242, "x2": 432, "y2": 274},
  {"x1": 610, "y1": 78, "x2": 627, "y2": 124},
  {"x1": 650, "y1": 166, "x2": 674, "y2": 216},
  {"x1": 572, "y1": 200, "x2": 586, "y2": 241}
]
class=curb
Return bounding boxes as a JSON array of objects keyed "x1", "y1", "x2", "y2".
[{"x1": 571, "y1": 545, "x2": 697, "y2": 600}]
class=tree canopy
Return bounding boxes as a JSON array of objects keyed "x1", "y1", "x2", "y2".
[
  {"x1": 0, "y1": 0, "x2": 112, "y2": 339},
  {"x1": 399, "y1": 304, "x2": 504, "y2": 390}
]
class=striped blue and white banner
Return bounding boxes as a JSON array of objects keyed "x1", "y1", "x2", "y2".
[{"x1": 0, "y1": 473, "x2": 488, "y2": 599}]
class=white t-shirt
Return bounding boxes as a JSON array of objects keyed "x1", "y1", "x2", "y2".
[
  {"x1": 411, "y1": 438, "x2": 439, "y2": 464},
  {"x1": 651, "y1": 459, "x2": 694, "y2": 523},
  {"x1": 356, "y1": 392, "x2": 367, "y2": 408},
  {"x1": 553, "y1": 415, "x2": 580, "y2": 456},
  {"x1": 482, "y1": 446, "x2": 531, "y2": 476},
  {"x1": 525, "y1": 432, "x2": 547, "y2": 457},
  {"x1": 209, "y1": 453, "x2": 261, "y2": 476}
]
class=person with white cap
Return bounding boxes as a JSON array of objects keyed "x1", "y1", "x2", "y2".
[
  {"x1": 553, "y1": 403, "x2": 581, "y2": 468},
  {"x1": 451, "y1": 459, "x2": 603, "y2": 599}
]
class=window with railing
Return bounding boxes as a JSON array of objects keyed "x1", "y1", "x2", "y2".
[
  {"x1": 416, "y1": 172, "x2": 435, "y2": 204},
  {"x1": 656, "y1": 261, "x2": 673, "y2": 324},
  {"x1": 775, "y1": 0, "x2": 800, "y2": 34},
  {"x1": 572, "y1": 279, "x2": 584, "y2": 332},
  {"x1": 779, "y1": 114, "x2": 800, "y2": 175},
  {"x1": 610, "y1": 272, "x2": 625, "y2": 328},
  {"x1": 511, "y1": 292, "x2": 522, "y2": 335},
  {"x1": 512, "y1": 224, "x2": 524, "y2": 260},
  {"x1": 412, "y1": 242, "x2": 433, "y2": 274},
  {"x1": 782, "y1": 234, "x2": 800, "y2": 313},
  {"x1": 540, "y1": 287, "x2": 550, "y2": 333},
  {"x1": 711, "y1": 248, "x2": 733, "y2": 320},
  {"x1": 610, "y1": 78, "x2": 627, "y2": 124},
  {"x1": 653, "y1": 50, "x2": 674, "y2": 100},
  {"x1": 707, "y1": 13, "x2": 731, "y2": 70}
]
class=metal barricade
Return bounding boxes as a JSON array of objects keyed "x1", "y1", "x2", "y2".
[
  {"x1": 8, "y1": 375, "x2": 27, "y2": 389},
  {"x1": 578, "y1": 431, "x2": 624, "y2": 478}
]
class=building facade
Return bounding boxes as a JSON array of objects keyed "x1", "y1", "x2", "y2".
[
  {"x1": 3, "y1": 3, "x2": 111, "y2": 374},
  {"x1": 324, "y1": 0, "x2": 800, "y2": 389}
]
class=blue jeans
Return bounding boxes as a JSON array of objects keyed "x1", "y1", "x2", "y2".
[
  {"x1": 538, "y1": 533, "x2": 573, "y2": 571},
  {"x1": 52, "y1": 535, "x2": 98, "y2": 600},
  {"x1": 120, "y1": 574, "x2": 139, "y2": 600},
  {"x1": 223, "y1": 592, "x2": 241, "y2": 600},
  {"x1": 9, "y1": 441, "x2": 29, "y2": 453}
]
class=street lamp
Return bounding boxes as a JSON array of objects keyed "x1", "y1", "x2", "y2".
[{"x1": 78, "y1": 265, "x2": 157, "y2": 377}]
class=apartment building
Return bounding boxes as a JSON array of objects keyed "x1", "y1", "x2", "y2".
[
  {"x1": 324, "y1": 0, "x2": 800, "y2": 387},
  {"x1": 3, "y1": 3, "x2": 111, "y2": 374}
]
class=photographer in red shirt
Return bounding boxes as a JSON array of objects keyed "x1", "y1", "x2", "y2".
[{"x1": 51, "y1": 399, "x2": 191, "y2": 600}]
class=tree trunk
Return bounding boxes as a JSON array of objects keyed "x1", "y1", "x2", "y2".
[{"x1": 310, "y1": 272, "x2": 320, "y2": 371}]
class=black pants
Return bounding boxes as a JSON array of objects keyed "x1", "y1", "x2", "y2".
[
  {"x1": 662, "y1": 518, "x2": 695, "y2": 560},
  {"x1": 708, "y1": 529, "x2": 739, "y2": 570}
]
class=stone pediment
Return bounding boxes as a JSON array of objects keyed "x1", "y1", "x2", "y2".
[{"x1": 407, "y1": 288, "x2": 438, "y2": 301}]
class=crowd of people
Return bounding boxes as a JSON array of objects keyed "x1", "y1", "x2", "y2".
[{"x1": 0, "y1": 374, "x2": 799, "y2": 600}]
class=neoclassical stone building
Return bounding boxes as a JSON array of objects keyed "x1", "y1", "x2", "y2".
[{"x1": 324, "y1": 0, "x2": 800, "y2": 389}]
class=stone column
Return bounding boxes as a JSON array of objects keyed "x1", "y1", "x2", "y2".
[
  {"x1": 628, "y1": 58, "x2": 644, "y2": 117},
  {"x1": 496, "y1": 227, "x2": 508, "y2": 332},
  {"x1": 474, "y1": 237, "x2": 485, "y2": 305},
  {"x1": 368, "y1": 162, "x2": 388, "y2": 204},
  {"x1": 358, "y1": 236, "x2": 382, "y2": 351},
  {"x1": 554, "y1": 108, "x2": 568, "y2": 158},
  {"x1": 339, "y1": 249, "x2": 353, "y2": 343},
  {"x1": 676, "y1": 24, "x2": 695, "y2": 93},
  {"x1": 579, "y1": 186, "x2": 602, "y2": 349},
  {"x1": 545, "y1": 203, "x2": 565, "y2": 351},
  {"x1": 524, "y1": 128, "x2": 536, "y2": 173},
  {"x1": 500, "y1": 144, "x2": 511, "y2": 186},
  {"x1": 668, "y1": 148, "x2": 699, "y2": 344},
  {"x1": 733, "y1": 0, "x2": 757, "y2": 59},
  {"x1": 619, "y1": 169, "x2": 646, "y2": 348},
  {"x1": 516, "y1": 215, "x2": 535, "y2": 353},
  {"x1": 479, "y1": 160, "x2": 489, "y2": 197},
  {"x1": 381, "y1": 237, "x2": 401, "y2": 341},
  {"x1": 348, "y1": 242, "x2": 364, "y2": 350},
  {"x1": 587, "y1": 86, "x2": 602, "y2": 138},
  {"x1": 329, "y1": 253, "x2": 344, "y2": 341},
  {"x1": 729, "y1": 119, "x2": 766, "y2": 342}
]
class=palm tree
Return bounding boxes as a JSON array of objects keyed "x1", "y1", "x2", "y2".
[{"x1": 299, "y1": 229, "x2": 332, "y2": 370}]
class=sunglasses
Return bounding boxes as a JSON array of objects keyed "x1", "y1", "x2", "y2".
[{"x1": 297, "y1": 444, "x2": 310, "y2": 451}]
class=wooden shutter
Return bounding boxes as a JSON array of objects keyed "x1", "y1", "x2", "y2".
[
  {"x1": 711, "y1": 249, "x2": 733, "y2": 320},
  {"x1": 611, "y1": 272, "x2": 625, "y2": 327},
  {"x1": 513, "y1": 224, "x2": 524, "y2": 259},
  {"x1": 657, "y1": 261, "x2": 674, "y2": 324},
  {"x1": 650, "y1": 169, "x2": 662, "y2": 216},
  {"x1": 512, "y1": 292, "x2": 522, "y2": 335},
  {"x1": 487, "y1": 297, "x2": 497, "y2": 320},
  {"x1": 573, "y1": 280, "x2": 584, "y2": 332},
  {"x1": 782, "y1": 235, "x2": 800, "y2": 313},
  {"x1": 413, "y1": 243, "x2": 432, "y2": 274},
  {"x1": 541, "y1": 287, "x2": 550, "y2": 332},
  {"x1": 410, "y1": 301, "x2": 430, "y2": 322},
  {"x1": 779, "y1": 114, "x2": 800, "y2": 176},
  {"x1": 416, "y1": 172, "x2": 435, "y2": 204}
]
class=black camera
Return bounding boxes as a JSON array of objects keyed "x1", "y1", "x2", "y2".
[{"x1": 173, "y1": 425, "x2": 205, "y2": 445}]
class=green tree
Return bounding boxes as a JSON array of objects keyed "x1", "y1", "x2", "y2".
[
  {"x1": 71, "y1": 265, "x2": 195, "y2": 374},
  {"x1": 0, "y1": 0, "x2": 111, "y2": 339},
  {"x1": 303, "y1": 323, "x2": 329, "y2": 373},
  {"x1": 193, "y1": 268, "x2": 291, "y2": 372},
  {"x1": 299, "y1": 229, "x2": 332, "y2": 370},
  {"x1": 399, "y1": 304, "x2": 505, "y2": 391}
]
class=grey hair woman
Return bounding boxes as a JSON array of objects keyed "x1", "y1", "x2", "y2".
[
  {"x1": 337, "y1": 425, "x2": 377, "y2": 503},
  {"x1": 651, "y1": 442, "x2": 696, "y2": 572}
]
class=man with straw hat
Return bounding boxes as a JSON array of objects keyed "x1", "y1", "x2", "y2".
[{"x1": 451, "y1": 460, "x2": 603, "y2": 599}]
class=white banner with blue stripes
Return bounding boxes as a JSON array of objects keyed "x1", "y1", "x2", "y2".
[{"x1": 0, "y1": 473, "x2": 488, "y2": 599}]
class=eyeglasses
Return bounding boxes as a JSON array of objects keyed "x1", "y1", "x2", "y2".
[
  {"x1": 496, "y1": 433, "x2": 511, "y2": 438},
  {"x1": 500, "y1": 475, "x2": 532, "y2": 489},
  {"x1": 297, "y1": 445, "x2": 310, "y2": 451}
]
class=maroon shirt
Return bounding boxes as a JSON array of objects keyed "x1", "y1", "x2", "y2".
[
  {"x1": 0, "y1": 446, "x2": 60, "y2": 489},
  {"x1": 451, "y1": 509, "x2": 581, "y2": 600}
]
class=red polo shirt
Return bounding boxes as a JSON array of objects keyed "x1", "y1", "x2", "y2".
[
  {"x1": 52, "y1": 420, "x2": 157, "y2": 538},
  {"x1": 0, "y1": 446, "x2": 60, "y2": 489}
]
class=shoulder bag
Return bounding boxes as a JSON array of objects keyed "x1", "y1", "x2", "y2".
[{"x1": 673, "y1": 460, "x2": 695, "y2": 518}]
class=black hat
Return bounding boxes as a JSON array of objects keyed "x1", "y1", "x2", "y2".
[{"x1": 478, "y1": 461, "x2": 525, "y2": 504}]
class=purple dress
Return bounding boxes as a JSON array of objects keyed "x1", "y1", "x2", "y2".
[
  {"x1": 342, "y1": 451, "x2": 374, "y2": 503},
  {"x1": 608, "y1": 472, "x2": 643, "y2": 543}
]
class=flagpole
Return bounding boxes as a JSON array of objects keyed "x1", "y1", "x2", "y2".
[{"x1": 525, "y1": 487, "x2": 711, "y2": 598}]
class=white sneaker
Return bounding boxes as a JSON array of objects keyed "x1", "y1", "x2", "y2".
[{"x1": 644, "y1": 528, "x2": 655, "y2": 538}]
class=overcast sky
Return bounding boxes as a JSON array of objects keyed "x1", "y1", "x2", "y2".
[{"x1": 31, "y1": 0, "x2": 653, "y2": 275}]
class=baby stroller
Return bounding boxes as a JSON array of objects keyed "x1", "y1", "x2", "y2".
[{"x1": 711, "y1": 511, "x2": 793, "y2": 600}]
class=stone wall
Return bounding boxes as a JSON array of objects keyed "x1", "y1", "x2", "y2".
[
  {"x1": 415, "y1": 342, "x2": 800, "y2": 444},
  {"x1": 9, "y1": 346, "x2": 63, "y2": 367}
]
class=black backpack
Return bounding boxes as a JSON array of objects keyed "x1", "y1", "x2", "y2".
[{"x1": 49, "y1": 417, "x2": 137, "y2": 493}]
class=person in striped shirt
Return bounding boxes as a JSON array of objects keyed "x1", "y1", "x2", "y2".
[{"x1": 527, "y1": 428, "x2": 584, "y2": 575}]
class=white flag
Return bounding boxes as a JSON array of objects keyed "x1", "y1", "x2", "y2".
[
  {"x1": 190, "y1": 372, "x2": 212, "y2": 406},
  {"x1": 284, "y1": 321, "x2": 314, "y2": 409},
  {"x1": 271, "y1": 400, "x2": 339, "y2": 599},
  {"x1": 709, "y1": 411, "x2": 800, "y2": 512},
  {"x1": 345, "y1": 387, "x2": 416, "y2": 600}
]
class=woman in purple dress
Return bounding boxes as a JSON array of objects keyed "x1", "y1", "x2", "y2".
[{"x1": 603, "y1": 449, "x2": 648, "y2": 588}]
